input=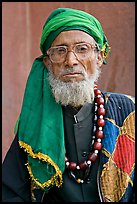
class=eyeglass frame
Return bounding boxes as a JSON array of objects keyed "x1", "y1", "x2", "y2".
[{"x1": 46, "y1": 42, "x2": 101, "y2": 63}]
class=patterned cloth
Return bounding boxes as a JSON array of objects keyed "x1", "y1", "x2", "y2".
[{"x1": 99, "y1": 92, "x2": 135, "y2": 202}]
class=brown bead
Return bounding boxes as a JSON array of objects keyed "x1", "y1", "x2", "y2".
[
  {"x1": 69, "y1": 162, "x2": 77, "y2": 170},
  {"x1": 79, "y1": 161, "x2": 88, "y2": 170},
  {"x1": 96, "y1": 130, "x2": 104, "y2": 139},
  {"x1": 88, "y1": 152, "x2": 98, "y2": 162},
  {"x1": 94, "y1": 142, "x2": 102, "y2": 150},
  {"x1": 95, "y1": 97, "x2": 104, "y2": 105},
  {"x1": 97, "y1": 118, "x2": 105, "y2": 127},
  {"x1": 94, "y1": 89, "x2": 101, "y2": 96},
  {"x1": 97, "y1": 107, "x2": 106, "y2": 116}
]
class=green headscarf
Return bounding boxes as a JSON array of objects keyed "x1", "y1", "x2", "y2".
[{"x1": 15, "y1": 8, "x2": 110, "y2": 191}]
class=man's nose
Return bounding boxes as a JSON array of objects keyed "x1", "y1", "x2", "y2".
[{"x1": 64, "y1": 51, "x2": 79, "y2": 67}]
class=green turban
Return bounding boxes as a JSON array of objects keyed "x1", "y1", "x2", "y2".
[{"x1": 40, "y1": 7, "x2": 110, "y2": 64}]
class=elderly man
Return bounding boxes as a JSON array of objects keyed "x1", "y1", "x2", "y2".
[{"x1": 2, "y1": 8, "x2": 135, "y2": 202}]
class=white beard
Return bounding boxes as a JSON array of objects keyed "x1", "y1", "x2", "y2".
[{"x1": 47, "y1": 66, "x2": 101, "y2": 108}]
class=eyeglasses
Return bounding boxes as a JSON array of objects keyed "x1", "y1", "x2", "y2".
[{"x1": 47, "y1": 42, "x2": 100, "y2": 63}]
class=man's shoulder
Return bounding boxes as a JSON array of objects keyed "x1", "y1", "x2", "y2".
[
  {"x1": 102, "y1": 91, "x2": 135, "y2": 104},
  {"x1": 102, "y1": 91, "x2": 135, "y2": 125}
]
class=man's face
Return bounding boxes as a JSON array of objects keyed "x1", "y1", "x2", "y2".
[
  {"x1": 43, "y1": 30, "x2": 103, "y2": 107},
  {"x1": 44, "y1": 30, "x2": 103, "y2": 82}
]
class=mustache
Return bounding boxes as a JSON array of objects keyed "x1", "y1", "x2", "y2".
[{"x1": 58, "y1": 67, "x2": 86, "y2": 77}]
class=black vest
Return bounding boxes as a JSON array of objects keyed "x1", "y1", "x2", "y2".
[{"x1": 43, "y1": 103, "x2": 100, "y2": 202}]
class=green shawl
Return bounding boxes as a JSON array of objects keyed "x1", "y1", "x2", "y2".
[
  {"x1": 15, "y1": 8, "x2": 110, "y2": 191},
  {"x1": 15, "y1": 56, "x2": 65, "y2": 189}
]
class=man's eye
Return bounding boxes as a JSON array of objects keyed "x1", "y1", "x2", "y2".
[
  {"x1": 77, "y1": 45, "x2": 89, "y2": 52},
  {"x1": 56, "y1": 47, "x2": 66, "y2": 54}
]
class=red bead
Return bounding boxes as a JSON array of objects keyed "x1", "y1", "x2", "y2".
[
  {"x1": 88, "y1": 152, "x2": 98, "y2": 162},
  {"x1": 95, "y1": 97, "x2": 104, "y2": 105},
  {"x1": 79, "y1": 161, "x2": 88, "y2": 170},
  {"x1": 94, "y1": 142, "x2": 102, "y2": 150},
  {"x1": 96, "y1": 130, "x2": 104, "y2": 139},
  {"x1": 97, "y1": 118, "x2": 105, "y2": 127},
  {"x1": 97, "y1": 107, "x2": 106, "y2": 116},
  {"x1": 69, "y1": 162, "x2": 77, "y2": 170},
  {"x1": 94, "y1": 89, "x2": 101, "y2": 96}
]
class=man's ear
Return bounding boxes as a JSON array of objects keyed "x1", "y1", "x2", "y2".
[
  {"x1": 43, "y1": 56, "x2": 51, "y2": 70},
  {"x1": 97, "y1": 52, "x2": 104, "y2": 67}
]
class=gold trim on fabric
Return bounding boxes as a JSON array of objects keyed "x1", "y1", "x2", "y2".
[
  {"x1": 102, "y1": 148, "x2": 111, "y2": 158},
  {"x1": 125, "y1": 95, "x2": 135, "y2": 103},
  {"x1": 19, "y1": 141, "x2": 63, "y2": 189},
  {"x1": 104, "y1": 94, "x2": 111, "y2": 103},
  {"x1": 100, "y1": 158, "x2": 133, "y2": 202},
  {"x1": 31, "y1": 180, "x2": 46, "y2": 202},
  {"x1": 120, "y1": 111, "x2": 135, "y2": 140},
  {"x1": 41, "y1": 192, "x2": 46, "y2": 202},
  {"x1": 31, "y1": 181, "x2": 38, "y2": 202},
  {"x1": 101, "y1": 111, "x2": 135, "y2": 202},
  {"x1": 105, "y1": 118, "x2": 119, "y2": 128},
  {"x1": 101, "y1": 44, "x2": 111, "y2": 60}
]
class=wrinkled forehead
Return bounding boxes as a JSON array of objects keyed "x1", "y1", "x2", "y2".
[{"x1": 51, "y1": 30, "x2": 97, "y2": 47}]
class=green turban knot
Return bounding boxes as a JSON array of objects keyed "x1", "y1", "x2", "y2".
[{"x1": 40, "y1": 7, "x2": 110, "y2": 64}]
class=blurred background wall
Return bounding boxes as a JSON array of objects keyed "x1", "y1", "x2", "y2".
[{"x1": 2, "y1": 2, "x2": 135, "y2": 161}]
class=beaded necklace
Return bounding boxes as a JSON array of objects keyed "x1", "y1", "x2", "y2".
[{"x1": 65, "y1": 85, "x2": 105, "y2": 184}]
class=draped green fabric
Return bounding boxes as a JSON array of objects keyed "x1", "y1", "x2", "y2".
[
  {"x1": 15, "y1": 8, "x2": 110, "y2": 191},
  {"x1": 40, "y1": 7, "x2": 110, "y2": 64},
  {"x1": 16, "y1": 56, "x2": 65, "y2": 190}
]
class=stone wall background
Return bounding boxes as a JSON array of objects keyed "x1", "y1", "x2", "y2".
[{"x1": 2, "y1": 2, "x2": 135, "y2": 160}]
